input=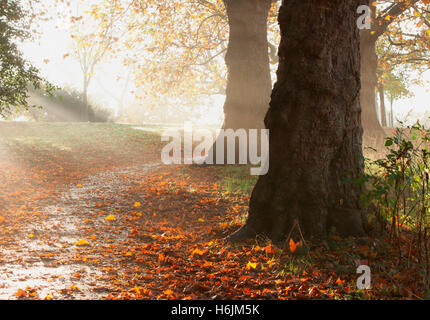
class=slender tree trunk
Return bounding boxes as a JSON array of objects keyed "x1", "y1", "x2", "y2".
[
  {"x1": 378, "y1": 85, "x2": 387, "y2": 127},
  {"x1": 221, "y1": 0, "x2": 273, "y2": 131},
  {"x1": 229, "y1": 0, "x2": 365, "y2": 242},
  {"x1": 390, "y1": 97, "x2": 394, "y2": 128},
  {"x1": 118, "y1": 70, "x2": 131, "y2": 121},
  {"x1": 82, "y1": 77, "x2": 89, "y2": 122}
]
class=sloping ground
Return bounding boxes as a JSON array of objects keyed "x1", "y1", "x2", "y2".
[
  {"x1": 0, "y1": 122, "x2": 427, "y2": 299},
  {"x1": 0, "y1": 123, "x2": 162, "y2": 299}
]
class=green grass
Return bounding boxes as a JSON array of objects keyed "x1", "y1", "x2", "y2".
[
  {"x1": 0, "y1": 122, "x2": 161, "y2": 148},
  {"x1": 217, "y1": 165, "x2": 258, "y2": 195},
  {"x1": 0, "y1": 122, "x2": 165, "y2": 167}
]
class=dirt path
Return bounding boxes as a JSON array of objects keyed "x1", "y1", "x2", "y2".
[{"x1": 0, "y1": 162, "x2": 161, "y2": 299}]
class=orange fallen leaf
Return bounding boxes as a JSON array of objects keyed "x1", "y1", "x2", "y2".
[
  {"x1": 265, "y1": 244, "x2": 276, "y2": 254},
  {"x1": 15, "y1": 289, "x2": 26, "y2": 297},
  {"x1": 289, "y1": 238, "x2": 299, "y2": 253},
  {"x1": 164, "y1": 289, "x2": 174, "y2": 296},
  {"x1": 191, "y1": 248, "x2": 207, "y2": 256}
]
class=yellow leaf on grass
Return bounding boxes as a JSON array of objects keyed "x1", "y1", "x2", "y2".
[
  {"x1": 75, "y1": 239, "x2": 89, "y2": 246},
  {"x1": 246, "y1": 262, "x2": 257, "y2": 270},
  {"x1": 133, "y1": 202, "x2": 141, "y2": 208},
  {"x1": 105, "y1": 214, "x2": 115, "y2": 221}
]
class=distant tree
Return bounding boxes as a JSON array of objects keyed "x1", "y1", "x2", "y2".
[
  {"x1": 376, "y1": 34, "x2": 423, "y2": 128},
  {"x1": 67, "y1": 0, "x2": 134, "y2": 121},
  {"x1": 92, "y1": 0, "x2": 280, "y2": 131},
  {"x1": 96, "y1": 66, "x2": 133, "y2": 121},
  {"x1": 383, "y1": 70, "x2": 415, "y2": 127},
  {"x1": 0, "y1": 0, "x2": 52, "y2": 117},
  {"x1": 28, "y1": 87, "x2": 112, "y2": 123},
  {"x1": 361, "y1": 0, "x2": 430, "y2": 144}
]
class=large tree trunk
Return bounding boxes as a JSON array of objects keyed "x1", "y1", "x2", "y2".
[
  {"x1": 229, "y1": 0, "x2": 365, "y2": 242},
  {"x1": 360, "y1": 32, "x2": 385, "y2": 145},
  {"x1": 359, "y1": 2, "x2": 386, "y2": 147},
  {"x1": 208, "y1": 0, "x2": 273, "y2": 163},
  {"x1": 221, "y1": 0, "x2": 273, "y2": 131},
  {"x1": 378, "y1": 84, "x2": 387, "y2": 127}
]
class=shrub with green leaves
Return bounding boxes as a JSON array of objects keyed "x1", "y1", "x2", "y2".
[
  {"x1": 362, "y1": 121, "x2": 430, "y2": 270},
  {"x1": 0, "y1": 0, "x2": 54, "y2": 117}
]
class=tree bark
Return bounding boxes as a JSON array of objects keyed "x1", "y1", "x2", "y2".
[
  {"x1": 221, "y1": 0, "x2": 273, "y2": 131},
  {"x1": 207, "y1": 0, "x2": 273, "y2": 163},
  {"x1": 378, "y1": 84, "x2": 387, "y2": 127},
  {"x1": 229, "y1": 0, "x2": 365, "y2": 242}
]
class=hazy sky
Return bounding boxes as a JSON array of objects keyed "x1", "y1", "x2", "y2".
[
  {"x1": 20, "y1": 25, "x2": 129, "y2": 113},
  {"x1": 17, "y1": 5, "x2": 430, "y2": 125}
]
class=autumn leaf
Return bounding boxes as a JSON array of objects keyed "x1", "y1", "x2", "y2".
[
  {"x1": 289, "y1": 238, "x2": 299, "y2": 253},
  {"x1": 75, "y1": 239, "x2": 90, "y2": 246},
  {"x1": 265, "y1": 244, "x2": 276, "y2": 254},
  {"x1": 105, "y1": 214, "x2": 115, "y2": 221},
  {"x1": 133, "y1": 202, "x2": 141, "y2": 208},
  {"x1": 191, "y1": 248, "x2": 207, "y2": 256},
  {"x1": 14, "y1": 289, "x2": 26, "y2": 298},
  {"x1": 157, "y1": 253, "x2": 165, "y2": 263},
  {"x1": 246, "y1": 261, "x2": 257, "y2": 270},
  {"x1": 163, "y1": 289, "x2": 174, "y2": 296}
]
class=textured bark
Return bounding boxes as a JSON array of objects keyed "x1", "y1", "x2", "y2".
[
  {"x1": 208, "y1": 0, "x2": 273, "y2": 163},
  {"x1": 221, "y1": 0, "x2": 273, "y2": 130},
  {"x1": 229, "y1": 0, "x2": 365, "y2": 242},
  {"x1": 378, "y1": 85, "x2": 387, "y2": 127}
]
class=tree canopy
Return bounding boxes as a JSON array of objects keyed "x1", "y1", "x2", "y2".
[{"x1": 0, "y1": 0, "x2": 52, "y2": 117}]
